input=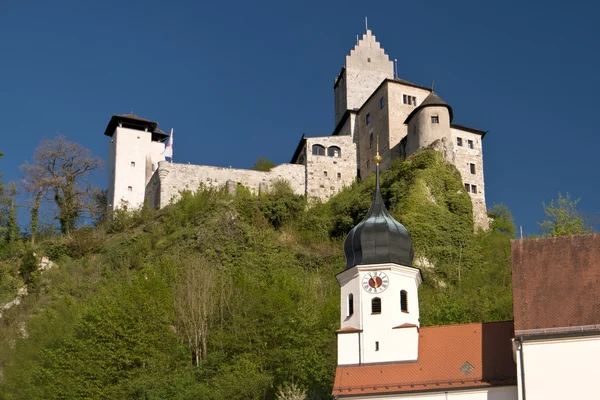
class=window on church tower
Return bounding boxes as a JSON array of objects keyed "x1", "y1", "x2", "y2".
[
  {"x1": 131, "y1": 161, "x2": 135, "y2": 167},
  {"x1": 375, "y1": 341, "x2": 379, "y2": 351},
  {"x1": 431, "y1": 115, "x2": 439, "y2": 124},
  {"x1": 371, "y1": 297, "x2": 381, "y2": 314},
  {"x1": 312, "y1": 144, "x2": 325, "y2": 156},
  {"x1": 348, "y1": 294, "x2": 354, "y2": 317},
  {"x1": 369, "y1": 132, "x2": 374, "y2": 149},
  {"x1": 401, "y1": 290, "x2": 408, "y2": 312},
  {"x1": 380, "y1": 97, "x2": 385, "y2": 109},
  {"x1": 366, "y1": 113, "x2": 371, "y2": 125}
]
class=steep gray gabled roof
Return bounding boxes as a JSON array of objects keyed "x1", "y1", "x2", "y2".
[{"x1": 404, "y1": 92, "x2": 454, "y2": 125}]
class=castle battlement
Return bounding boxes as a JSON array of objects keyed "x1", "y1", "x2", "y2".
[{"x1": 106, "y1": 28, "x2": 489, "y2": 229}]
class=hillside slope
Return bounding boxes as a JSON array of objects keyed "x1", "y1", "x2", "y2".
[{"x1": 0, "y1": 150, "x2": 514, "y2": 399}]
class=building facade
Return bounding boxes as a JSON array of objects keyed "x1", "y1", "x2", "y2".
[{"x1": 105, "y1": 29, "x2": 488, "y2": 229}]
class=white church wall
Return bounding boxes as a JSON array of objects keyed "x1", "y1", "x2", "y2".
[
  {"x1": 337, "y1": 332, "x2": 360, "y2": 365},
  {"x1": 520, "y1": 335, "x2": 600, "y2": 400},
  {"x1": 338, "y1": 385, "x2": 517, "y2": 400}
]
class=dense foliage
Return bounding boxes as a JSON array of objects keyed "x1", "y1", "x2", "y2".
[{"x1": 0, "y1": 150, "x2": 516, "y2": 399}]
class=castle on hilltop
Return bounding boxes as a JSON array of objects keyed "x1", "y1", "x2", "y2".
[{"x1": 106, "y1": 29, "x2": 489, "y2": 229}]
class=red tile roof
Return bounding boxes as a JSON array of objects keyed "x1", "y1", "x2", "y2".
[
  {"x1": 511, "y1": 234, "x2": 600, "y2": 336},
  {"x1": 333, "y1": 321, "x2": 516, "y2": 396}
]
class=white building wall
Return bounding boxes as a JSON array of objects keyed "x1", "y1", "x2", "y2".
[
  {"x1": 337, "y1": 332, "x2": 360, "y2": 365},
  {"x1": 337, "y1": 386, "x2": 517, "y2": 400},
  {"x1": 520, "y1": 335, "x2": 600, "y2": 400},
  {"x1": 108, "y1": 126, "x2": 165, "y2": 211},
  {"x1": 337, "y1": 263, "x2": 421, "y2": 365}
]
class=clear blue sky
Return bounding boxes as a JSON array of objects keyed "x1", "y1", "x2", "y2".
[{"x1": 1, "y1": 0, "x2": 599, "y2": 235}]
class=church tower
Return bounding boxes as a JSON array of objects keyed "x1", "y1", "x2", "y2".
[
  {"x1": 104, "y1": 114, "x2": 169, "y2": 211},
  {"x1": 336, "y1": 150, "x2": 422, "y2": 365},
  {"x1": 334, "y1": 30, "x2": 394, "y2": 128}
]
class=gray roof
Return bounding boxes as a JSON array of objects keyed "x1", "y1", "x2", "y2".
[
  {"x1": 103, "y1": 113, "x2": 170, "y2": 142},
  {"x1": 343, "y1": 167, "x2": 414, "y2": 269},
  {"x1": 404, "y1": 92, "x2": 454, "y2": 125}
]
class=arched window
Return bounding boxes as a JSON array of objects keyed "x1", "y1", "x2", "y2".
[
  {"x1": 371, "y1": 297, "x2": 381, "y2": 314},
  {"x1": 369, "y1": 132, "x2": 374, "y2": 149},
  {"x1": 327, "y1": 146, "x2": 341, "y2": 158},
  {"x1": 347, "y1": 294, "x2": 354, "y2": 317},
  {"x1": 400, "y1": 290, "x2": 408, "y2": 312},
  {"x1": 312, "y1": 144, "x2": 325, "y2": 156}
]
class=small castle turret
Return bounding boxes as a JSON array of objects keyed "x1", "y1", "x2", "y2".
[{"x1": 404, "y1": 91, "x2": 453, "y2": 157}]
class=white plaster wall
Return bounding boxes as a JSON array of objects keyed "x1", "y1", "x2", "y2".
[
  {"x1": 337, "y1": 332, "x2": 360, "y2": 365},
  {"x1": 337, "y1": 263, "x2": 421, "y2": 365},
  {"x1": 450, "y1": 128, "x2": 488, "y2": 230},
  {"x1": 337, "y1": 386, "x2": 517, "y2": 400},
  {"x1": 147, "y1": 162, "x2": 305, "y2": 208},
  {"x1": 110, "y1": 127, "x2": 156, "y2": 210},
  {"x1": 521, "y1": 335, "x2": 600, "y2": 400}
]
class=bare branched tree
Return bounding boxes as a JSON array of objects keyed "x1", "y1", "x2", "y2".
[
  {"x1": 174, "y1": 256, "x2": 219, "y2": 366},
  {"x1": 21, "y1": 134, "x2": 102, "y2": 235}
]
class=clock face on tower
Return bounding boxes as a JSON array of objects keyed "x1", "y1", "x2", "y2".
[{"x1": 362, "y1": 271, "x2": 389, "y2": 294}]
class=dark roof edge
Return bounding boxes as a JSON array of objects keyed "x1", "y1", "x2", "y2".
[
  {"x1": 333, "y1": 380, "x2": 517, "y2": 397},
  {"x1": 451, "y1": 123, "x2": 488, "y2": 138},
  {"x1": 334, "y1": 66, "x2": 346, "y2": 89},
  {"x1": 357, "y1": 78, "x2": 432, "y2": 115},
  {"x1": 290, "y1": 134, "x2": 307, "y2": 163},
  {"x1": 332, "y1": 110, "x2": 357, "y2": 136},
  {"x1": 516, "y1": 324, "x2": 600, "y2": 340}
]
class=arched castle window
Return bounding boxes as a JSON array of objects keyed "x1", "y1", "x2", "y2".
[
  {"x1": 312, "y1": 144, "x2": 325, "y2": 156},
  {"x1": 327, "y1": 146, "x2": 341, "y2": 157},
  {"x1": 347, "y1": 294, "x2": 354, "y2": 317},
  {"x1": 400, "y1": 290, "x2": 408, "y2": 312},
  {"x1": 371, "y1": 297, "x2": 381, "y2": 314}
]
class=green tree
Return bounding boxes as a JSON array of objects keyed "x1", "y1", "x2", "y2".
[
  {"x1": 251, "y1": 157, "x2": 276, "y2": 172},
  {"x1": 488, "y1": 204, "x2": 516, "y2": 237},
  {"x1": 538, "y1": 192, "x2": 593, "y2": 237},
  {"x1": 22, "y1": 134, "x2": 102, "y2": 235}
]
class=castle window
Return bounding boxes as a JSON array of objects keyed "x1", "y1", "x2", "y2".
[
  {"x1": 375, "y1": 341, "x2": 379, "y2": 351},
  {"x1": 371, "y1": 297, "x2": 381, "y2": 314},
  {"x1": 312, "y1": 144, "x2": 325, "y2": 156},
  {"x1": 431, "y1": 115, "x2": 439, "y2": 124},
  {"x1": 367, "y1": 57, "x2": 371, "y2": 63},
  {"x1": 380, "y1": 97, "x2": 385, "y2": 109},
  {"x1": 457, "y1": 137, "x2": 463, "y2": 146},
  {"x1": 328, "y1": 146, "x2": 341, "y2": 157},
  {"x1": 366, "y1": 113, "x2": 371, "y2": 125},
  {"x1": 337, "y1": 172, "x2": 341, "y2": 179},
  {"x1": 324, "y1": 171, "x2": 328, "y2": 177},
  {"x1": 468, "y1": 140, "x2": 474, "y2": 149},
  {"x1": 470, "y1": 163, "x2": 476, "y2": 174},
  {"x1": 369, "y1": 132, "x2": 374, "y2": 149},
  {"x1": 131, "y1": 161, "x2": 135, "y2": 167},
  {"x1": 471, "y1": 185, "x2": 478, "y2": 194},
  {"x1": 401, "y1": 290, "x2": 408, "y2": 313},
  {"x1": 403, "y1": 95, "x2": 417, "y2": 106},
  {"x1": 348, "y1": 294, "x2": 354, "y2": 317},
  {"x1": 151, "y1": 163, "x2": 156, "y2": 172},
  {"x1": 465, "y1": 183, "x2": 470, "y2": 192},
  {"x1": 127, "y1": 186, "x2": 132, "y2": 192}
]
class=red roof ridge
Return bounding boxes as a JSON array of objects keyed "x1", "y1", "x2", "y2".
[
  {"x1": 392, "y1": 323, "x2": 418, "y2": 329},
  {"x1": 336, "y1": 326, "x2": 362, "y2": 333}
]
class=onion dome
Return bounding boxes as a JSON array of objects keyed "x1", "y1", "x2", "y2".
[
  {"x1": 404, "y1": 91, "x2": 454, "y2": 125},
  {"x1": 343, "y1": 154, "x2": 414, "y2": 269}
]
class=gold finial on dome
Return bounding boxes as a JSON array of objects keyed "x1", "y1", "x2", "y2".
[{"x1": 374, "y1": 134, "x2": 383, "y2": 165}]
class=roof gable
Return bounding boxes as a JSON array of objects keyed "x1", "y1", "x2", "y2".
[{"x1": 512, "y1": 234, "x2": 600, "y2": 336}]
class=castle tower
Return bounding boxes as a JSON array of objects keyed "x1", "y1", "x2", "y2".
[
  {"x1": 336, "y1": 152, "x2": 422, "y2": 365},
  {"x1": 104, "y1": 114, "x2": 169, "y2": 211},
  {"x1": 334, "y1": 30, "x2": 394, "y2": 129},
  {"x1": 404, "y1": 91, "x2": 453, "y2": 157}
]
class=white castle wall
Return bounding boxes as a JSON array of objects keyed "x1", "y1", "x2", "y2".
[{"x1": 146, "y1": 162, "x2": 305, "y2": 209}]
